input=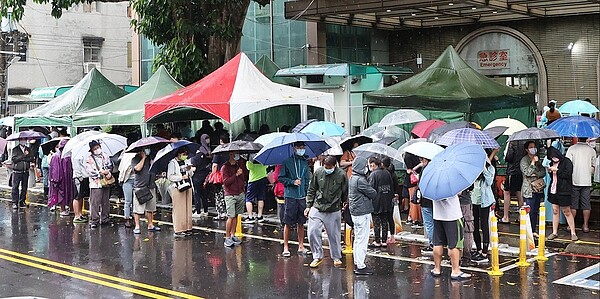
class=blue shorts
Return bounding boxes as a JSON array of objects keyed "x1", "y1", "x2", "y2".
[
  {"x1": 245, "y1": 178, "x2": 267, "y2": 202},
  {"x1": 283, "y1": 197, "x2": 307, "y2": 226}
]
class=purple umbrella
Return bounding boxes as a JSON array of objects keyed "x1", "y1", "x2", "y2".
[
  {"x1": 6, "y1": 130, "x2": 47, "y2": 141},
  {"x1": 435, "y1": 128, "x2": 500, "y2": 149},
  {"x1": 125, "y1": 136, "x2": 171, "y2": 153}
]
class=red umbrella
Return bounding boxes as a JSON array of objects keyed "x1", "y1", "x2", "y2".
[{"x1": 411, "y1": 120, "x2": 446, "y2": 138}]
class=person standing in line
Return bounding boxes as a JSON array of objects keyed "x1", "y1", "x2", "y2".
[
  {"x1": 368, "y1": 156, "x2": 394, "y2": 247},
  {"x1": 221, "y1": 151, "x2": 247, "y2": 247},
  {"x1": 403, "y1": 152, "x2": 422, "y2": 226},
  {"x1": 85, "y1": 140, "x2": 114, "y2": 228},
  {"x1": 279, "y1": 142, "x2": 311, "y2": 257},
  {"x1": 211, "y1": 134, "x2": 230, "y2": 220},
  {"x1": 48, "y1": 139, "x2": 74, "y2": 217},
  {"x1": 131, "y1": 147, "x2": 161, "y2": 234},
  {"x1": 546, "y1": 146, "x2": 578, "y2": 241},
  {"x1": 11, "y1": 138, "x2": 35, "y2": 209},
  {"x1": 348, "y1": 156, "x2": 378, "y2": 275},
  {"x1": 340, "y1": 142, "x2": 358, "y2": 179},
  {"x1": 118, "y1": 150, "x2": 136, "y2": 228},
  {"x1": 431, "y1": 194, "x2": 471, "y2": 280},
  {"x1": 501, "y1": 140, "x2": 526, "y2": 223},
  {"x1": 243, "y1": 155, "x2": 268, "y2": 224},
  {"x1": 382, "y1": 157, "x2": 401, "y2": 243},
  {"x1": 72, "y1": 156, "x2": 89, "y2": 224},
  {"x1": 566, "y1": 137, "x2": 595, "y2": 233},
  {"x1": 471, "y1": 157, "x2": 496, "y2": 262},
  {"x1": 305, "y1": 156, "x2": 348, "y2": 268},
  {"x1": 413, "y1": 156, "x2": 434, "y2": 255},
  {"x1": 458, "y1": 189, "x2": 476, "y2": 267},
  {"x1": 191, "y1": 134, "x2": 212, "y2": 218},
  {"x1": 168, "y1": 147, "x2": 194, "y2": 238},
  {"x1": 520, "y1": 141, "x2": 546, "y2": 237}
]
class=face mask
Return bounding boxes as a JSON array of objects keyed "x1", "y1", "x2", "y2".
[
  {"x1": 551, "y1": 157, "x2": 560, "y2": 162},
  {"x1": 180, "y1": 155, "x2": 188, "y2": 161},
  {"x1": 19, "y1": 141, "x2": 27, "y2": 146},
  {"x1": 528, "y1": 148, "x2": 537, "y2": 155},
  {"x1": 206, "y1": 140, "x2": 211, "y2": 145},
  {"x1": 589, "y1": 142, "x2": 596, "y2": 148},
  {"x1": 324, "y1": 168, "x2": 334, "y2": 175},
  {"x1": 296, "y1": 149, "x2": 306, "y2": 156},
  {"x1": 144, "y1": 149, "x2": 151, "y2": 155},
  {"x1": 233, "y1": 154, "x2": 240, "y2": 161},
  {"x1": 93, "y1": 148, "x2": 102, "y2": 155}
]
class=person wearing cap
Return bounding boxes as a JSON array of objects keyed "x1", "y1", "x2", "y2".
[
  {"x1": 85, "y1": 140, "x2": 114, "y2": 228},
  {"x1": 48, "y1": 138, "x2": 74, "y2": 217},
  {"x1": 11, "y1": 138, "x2": 35, "y2": 209},
  {"x1": 545, "y1": 101, "x2": 561, "y2": 125},
  {"x1": 279, "y1": 141, "x2": 312, "y2": 257}
]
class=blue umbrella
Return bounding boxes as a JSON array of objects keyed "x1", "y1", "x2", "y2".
[
  {"x1": 558, "y1": 100, "x2": 599, "y2": 116},
  {"x1": 435, "y1": 128, "x2": 499, "y2": 149},
  {"x1": 419, "y1": 143, "x2": 486, "y2": 201},
  {"x1": 254, "y1": 132, "x2": 330, "y2": 165},
  {"x1": 300, "y1": 121, "x2": 346, "y2": 137},
  {"x1": 150, "y1": 140, "x2": 200, "y2": 173},
  {"x1": 547, "y1": 116, "x2": 600, "y2": 138}
]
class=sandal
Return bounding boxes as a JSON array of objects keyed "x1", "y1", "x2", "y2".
[
  {"x1": 547, "y1": 233, "x2": 558, "y2": 240},
  {"x1": 430, "y1": 269, "x2": 441, "y2": 277},
  {"x1": 124, "y1": 221, "x2": 133, "y2": 228},
  {"x1": 298, "y1": 248, "x2": 311, "y2": 255},
  {"x1": 583, "y1": 227, "x2": 590, "y2": 233},
  {"x1": 571, "y1": 235, "x2": 579, "y2": 241},
  {"x1": 451, "y1": 272, "x2": 472, "y2": 281},
  {"x1": 282, "y1": 251, "x2": 291, "y2": 257},
  {"x1": 148, "y1": 226, "x2": 161, "y2": 232}
]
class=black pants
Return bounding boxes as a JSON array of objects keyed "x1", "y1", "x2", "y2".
[
  {"x1": 473, "y1": 204, "x2": 491, "y2": 253},
  {"x1": 193, "y1": 173, "x2": 209, "y2": 213},
  {"x1": 373, "y1": 212, "x2": 390, "y2": 243},
  {"x1": 12, "y1": 171, "x2": 28, "y2": 205}
]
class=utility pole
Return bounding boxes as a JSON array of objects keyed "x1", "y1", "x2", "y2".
[{"x1": 1, "y1": 30, "x2": 7, "y2": 118}]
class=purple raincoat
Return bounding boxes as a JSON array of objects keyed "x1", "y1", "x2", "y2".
[{"x1": 48, "y1": 149, "x2": 74, "y2": 208}]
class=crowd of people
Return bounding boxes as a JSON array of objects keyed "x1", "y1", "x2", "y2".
[{"x1": 3, "y1": 119, "x2": 597, "y2": 279}]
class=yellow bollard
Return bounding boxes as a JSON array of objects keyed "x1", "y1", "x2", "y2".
[
  {"x1": 536, "y1": 206, "x2": 548, "y2": 261},
  {"x1": 235, "y1": 214, "x2": 244, "y2": 237},
  {"x1": 488, "y1": 216, "x2": 503, "y2": 276},
  {"x1": 342, "y1": 226, "x2": 353, "y2": 254},
  {"x1": 25, "y1": 192, "x2": 29, "y2": 205},
  {"x1": 516, "y1": 209, "x2": 531, "y2": 267}
]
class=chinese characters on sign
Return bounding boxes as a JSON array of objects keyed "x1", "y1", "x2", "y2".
[{"x1": 478, "y1": 49, "x2": 509, "y2": 69}]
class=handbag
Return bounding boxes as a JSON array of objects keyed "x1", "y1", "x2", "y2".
[
  {"x1": 531, "y1": 178, "x2": 546, "y2": 193},
  {"x1": 93, "y1": 155, "x2": 115, "y2": 188},
  {"x1": 175, "y1": 179, "x2": 192, "y2": 192},
  {"x1": 135, "y1": 187, "x2": 153, "y2": 204},
  {"x1": 206, "y1": 171, "x2": 223, "y2": 185},
  {"x1": 409, "y1": 172, "x2": 419, "y2": 185}
]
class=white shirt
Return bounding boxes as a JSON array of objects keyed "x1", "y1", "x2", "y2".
[
  {"x1": 432, "y1": 195, "x2": 462, "y2": 221},
  {"x1": 566, "y1": 143, "x2": 596, "y2": 186}
]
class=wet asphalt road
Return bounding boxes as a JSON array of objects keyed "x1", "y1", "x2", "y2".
[{"x1": 0, "y1": 200, "x2": 598, "y2": 299}]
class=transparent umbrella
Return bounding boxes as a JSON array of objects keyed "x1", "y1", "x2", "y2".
[
  {"x1": 378, "y1": 109, "x2": 427, "y2": 127},
  {"x1": 353, "y1": 143, "x2": 406, "y2": 169}
]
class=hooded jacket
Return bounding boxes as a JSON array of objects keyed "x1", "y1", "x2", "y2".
[
  {"x1": 278, "y1": 154, "x2": 311, "y2": 199},
  {"x1": 306, "y1": 166, "x2": 348, "y2": 212},
  {"x1": 369, "y1": 167, "x2": 395, "y2": 213},
  {"x1": 348, "y1": 157, "x2": 377, "y2": 216},
  {"x1": 547, "y1": 146, "x2": 573, "y2": 197}
]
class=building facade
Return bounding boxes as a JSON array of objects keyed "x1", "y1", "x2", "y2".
[{"x1": 4, "y1": 1, "x2": 132, "y2": 94}]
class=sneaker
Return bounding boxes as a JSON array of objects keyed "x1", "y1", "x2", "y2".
[
  {"x1": 354, "y1": 267, "x2": 373, "y2": 275},
  {"x1": 173, "y1": 232, "x2": 186, "y2": 238},
  {"x1": 185, "y1": 230, "x2": 193, "y2": 236},
  {"x1": 224, "y1": 237, "x2": 235, "y2": 247},
  {"x1": 232, "y1": 236, "x2": 242, "y2": 245},
  {"x1": 12, "y1": 204, "x2": 18, "y2": 210},
  {"x1": 49, "y1": 206, "x2": 56, "y2": 212},
  {"x1": 90, "y1": 223, "x2": 98, "y2": 229},
  {"x1": 19, "y1": 202, "x2": 27, "y2": 208},
  {"x1": 333, "y1": 259, "x2": 343, "y2": 267},
  {"x1": 242, "y1": 217, "x2": 256, "y2": 224},
  {"x1": 460, "y1": 257, "x2": 476, "y2": 267},
  {"x1": 60, "y1": 210, "x2": 70, "y2": 217},
  {"x1": 133, "y1": 228, "x2": 141, "y2": 234},
  {"x1": 471, "y1": 252, "x2": 488, "y2": 262},
  {"x1": 421, "y1": 245, "x2": 434, "y2": 255},
  {"x1": 411, "y1": 221, "x2": 423, "y2": 228},
  {"x1": 256, "y1": 216, "x2": 264, "y2": 223},
  {"x1": 309, "y1": 259, "x2": 322, "y2": 268},
  {"x1": 73, "y1": 217, "x2": 88, "y2": 224},
  {"x1": 192, "y1": 212, "x2": 202, "y2": 218}
]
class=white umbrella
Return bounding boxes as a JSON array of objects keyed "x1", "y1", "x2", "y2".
[
  {"x1": 254, "y1": 132, "x2": 288, "y2": 146},
  {"x1": 402, "y1": 142, "x2": 444, "y2": 160},
  {"x1": 62, "y1": 130, "x2": 101, "y2": 158},
  {"x1": 398, "y1": 138, "x2": 427, "y2": 153},
  {"x1": 69, "y1": 133, "x2": 127, "y2": 164},
  {"x1": 483, "y1": 117, "x2": 527, "y2": 136},
  {"x1": 379, "y1": 109, "x2": 427, "y2": 127}
]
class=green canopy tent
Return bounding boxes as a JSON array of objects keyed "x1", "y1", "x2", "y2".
[
  {"x1": 73, "y1": 65, "x2": 183, "y2": 127},
  {"x1": 15, "y1": 68, "x2": 128, "y2": 130},
  {"x1": 363, "y1": 45, "x2": 536, "y2": 129}
]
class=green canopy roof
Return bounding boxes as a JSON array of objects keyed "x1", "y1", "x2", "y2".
[
  {"x1": 364, "y1": 45, "x2": 535, "y2": 113},
  {"x1": 254, "y1": 56, "x2": 300, "y2": 87},
  {"x1": 73, "y1": 65, "x2": 183, "y2": 126}
]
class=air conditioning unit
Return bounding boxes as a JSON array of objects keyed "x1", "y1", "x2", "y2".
[{"x1": 83, "y1": 62, "x2": 101, "y2": 73}]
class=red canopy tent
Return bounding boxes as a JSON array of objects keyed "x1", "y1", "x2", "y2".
[{"x1": 144, "y1": 53, "x2": 334, "y2": 124}]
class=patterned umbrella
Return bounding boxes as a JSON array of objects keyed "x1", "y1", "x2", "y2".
[
  {"x1": 507, "y1": 128, "x2": 559, "y2": 142},
  {"x1": 6, "y1": 130, "x2": 46, "y2": 141},
  {"x1": 212, "y1": 140, "x2": 263, "y2": 154},
  {"x1": 125, "y1": 136, "x2": 171, "y2": 153},
  {"x1": 435, "y1": 128, "x2": 499, "y2": 149},
  {"x1": 427, "y1": 121, "x2": 475, "y2": 142}
]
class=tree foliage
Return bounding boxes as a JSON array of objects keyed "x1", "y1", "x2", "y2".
[{"x1": 2, "y1": 0, "x2": 271, "y2": 85}]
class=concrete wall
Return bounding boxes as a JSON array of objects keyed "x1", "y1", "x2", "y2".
[
  {"x1": 9, "y1": 1, "x2": 132, "y2": 90},
  {"x1": 389, "y1": 15, "x2": 600, "y2": 107}
]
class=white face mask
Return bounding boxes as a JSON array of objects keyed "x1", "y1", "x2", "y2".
[
  {"x1": 93, "y1": 148, "x2": 102, "y2": 155},
  {"x1": 528, "y1": 148, "x2": 537, "y2": 155},
  {"x1": 19, "y1": 140, "x2": 27, "y2": 146},
  {"x1": 144, "y1": 148, "x2": 151, "y2": 155}
]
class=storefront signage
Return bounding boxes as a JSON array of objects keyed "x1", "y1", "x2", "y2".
[{"x1": 478, "y1": 49, "x2": 509, "y2": 69}]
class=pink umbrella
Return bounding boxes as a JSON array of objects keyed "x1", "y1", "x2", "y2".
[{"x1": 411, "y1": 120, "x2": 446, "y2": 138}]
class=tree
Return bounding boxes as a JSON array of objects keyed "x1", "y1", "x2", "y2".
[{"x1": 2, "y1": 0, "x2": 271, "y2": 85}]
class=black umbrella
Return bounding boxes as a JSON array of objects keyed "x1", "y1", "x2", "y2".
[
  {"x1": 507, "y1": 128, "x2": 559, "y2": 142},
  {"x1": 235, "y1": 133, "x2": 258, "y2": 142},
  {"x1": 483, "y1": 126, "x2": 509, "y2": 139},
  {"x1": 212, "y1": 140, "x2": 263, "y2": 155},
  {"x1": 125, "y1": 136, "x2": 171, "y2": 153},
  {"x1": 291, "y1": 119, "x2": 318, "y2": 133},
  {"x1": 340, "y1": 135, "x2": 373, "y2": 151},
  {"x1": 427, "y1": 121, "x2": 475, "y2": 143},
  {"x1": 149, "y1": 140, "x2": 200, "y2": 174},
  {"x1": 41, "y1": 137, "x2": 69, "y2": 155}
]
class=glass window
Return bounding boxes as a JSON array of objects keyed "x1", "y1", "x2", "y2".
[
  {"x1": 326, "y1": 24, "x2": 371, "y2": 63},
  {"x1": 140, "y1": 35, "x2": 162, "y2": 83},
  {"x1": 83, "y1": 39, "x2": 102, "y2": 63}
]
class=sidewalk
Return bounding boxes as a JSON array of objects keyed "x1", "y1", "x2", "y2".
[{"x1": 1, "y1": 167, "x2": 597, "y2": 256}]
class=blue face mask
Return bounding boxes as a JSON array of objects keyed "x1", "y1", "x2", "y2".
[
  {"x1": 296, "y1": 149, "x2": 306, "y2": 156},
  {"x1": 324, "y1": 168, "x2": 334, "y2": 175},
  {"x1": 233, "y1": 154, "x2": 240, "y2": 161}
]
